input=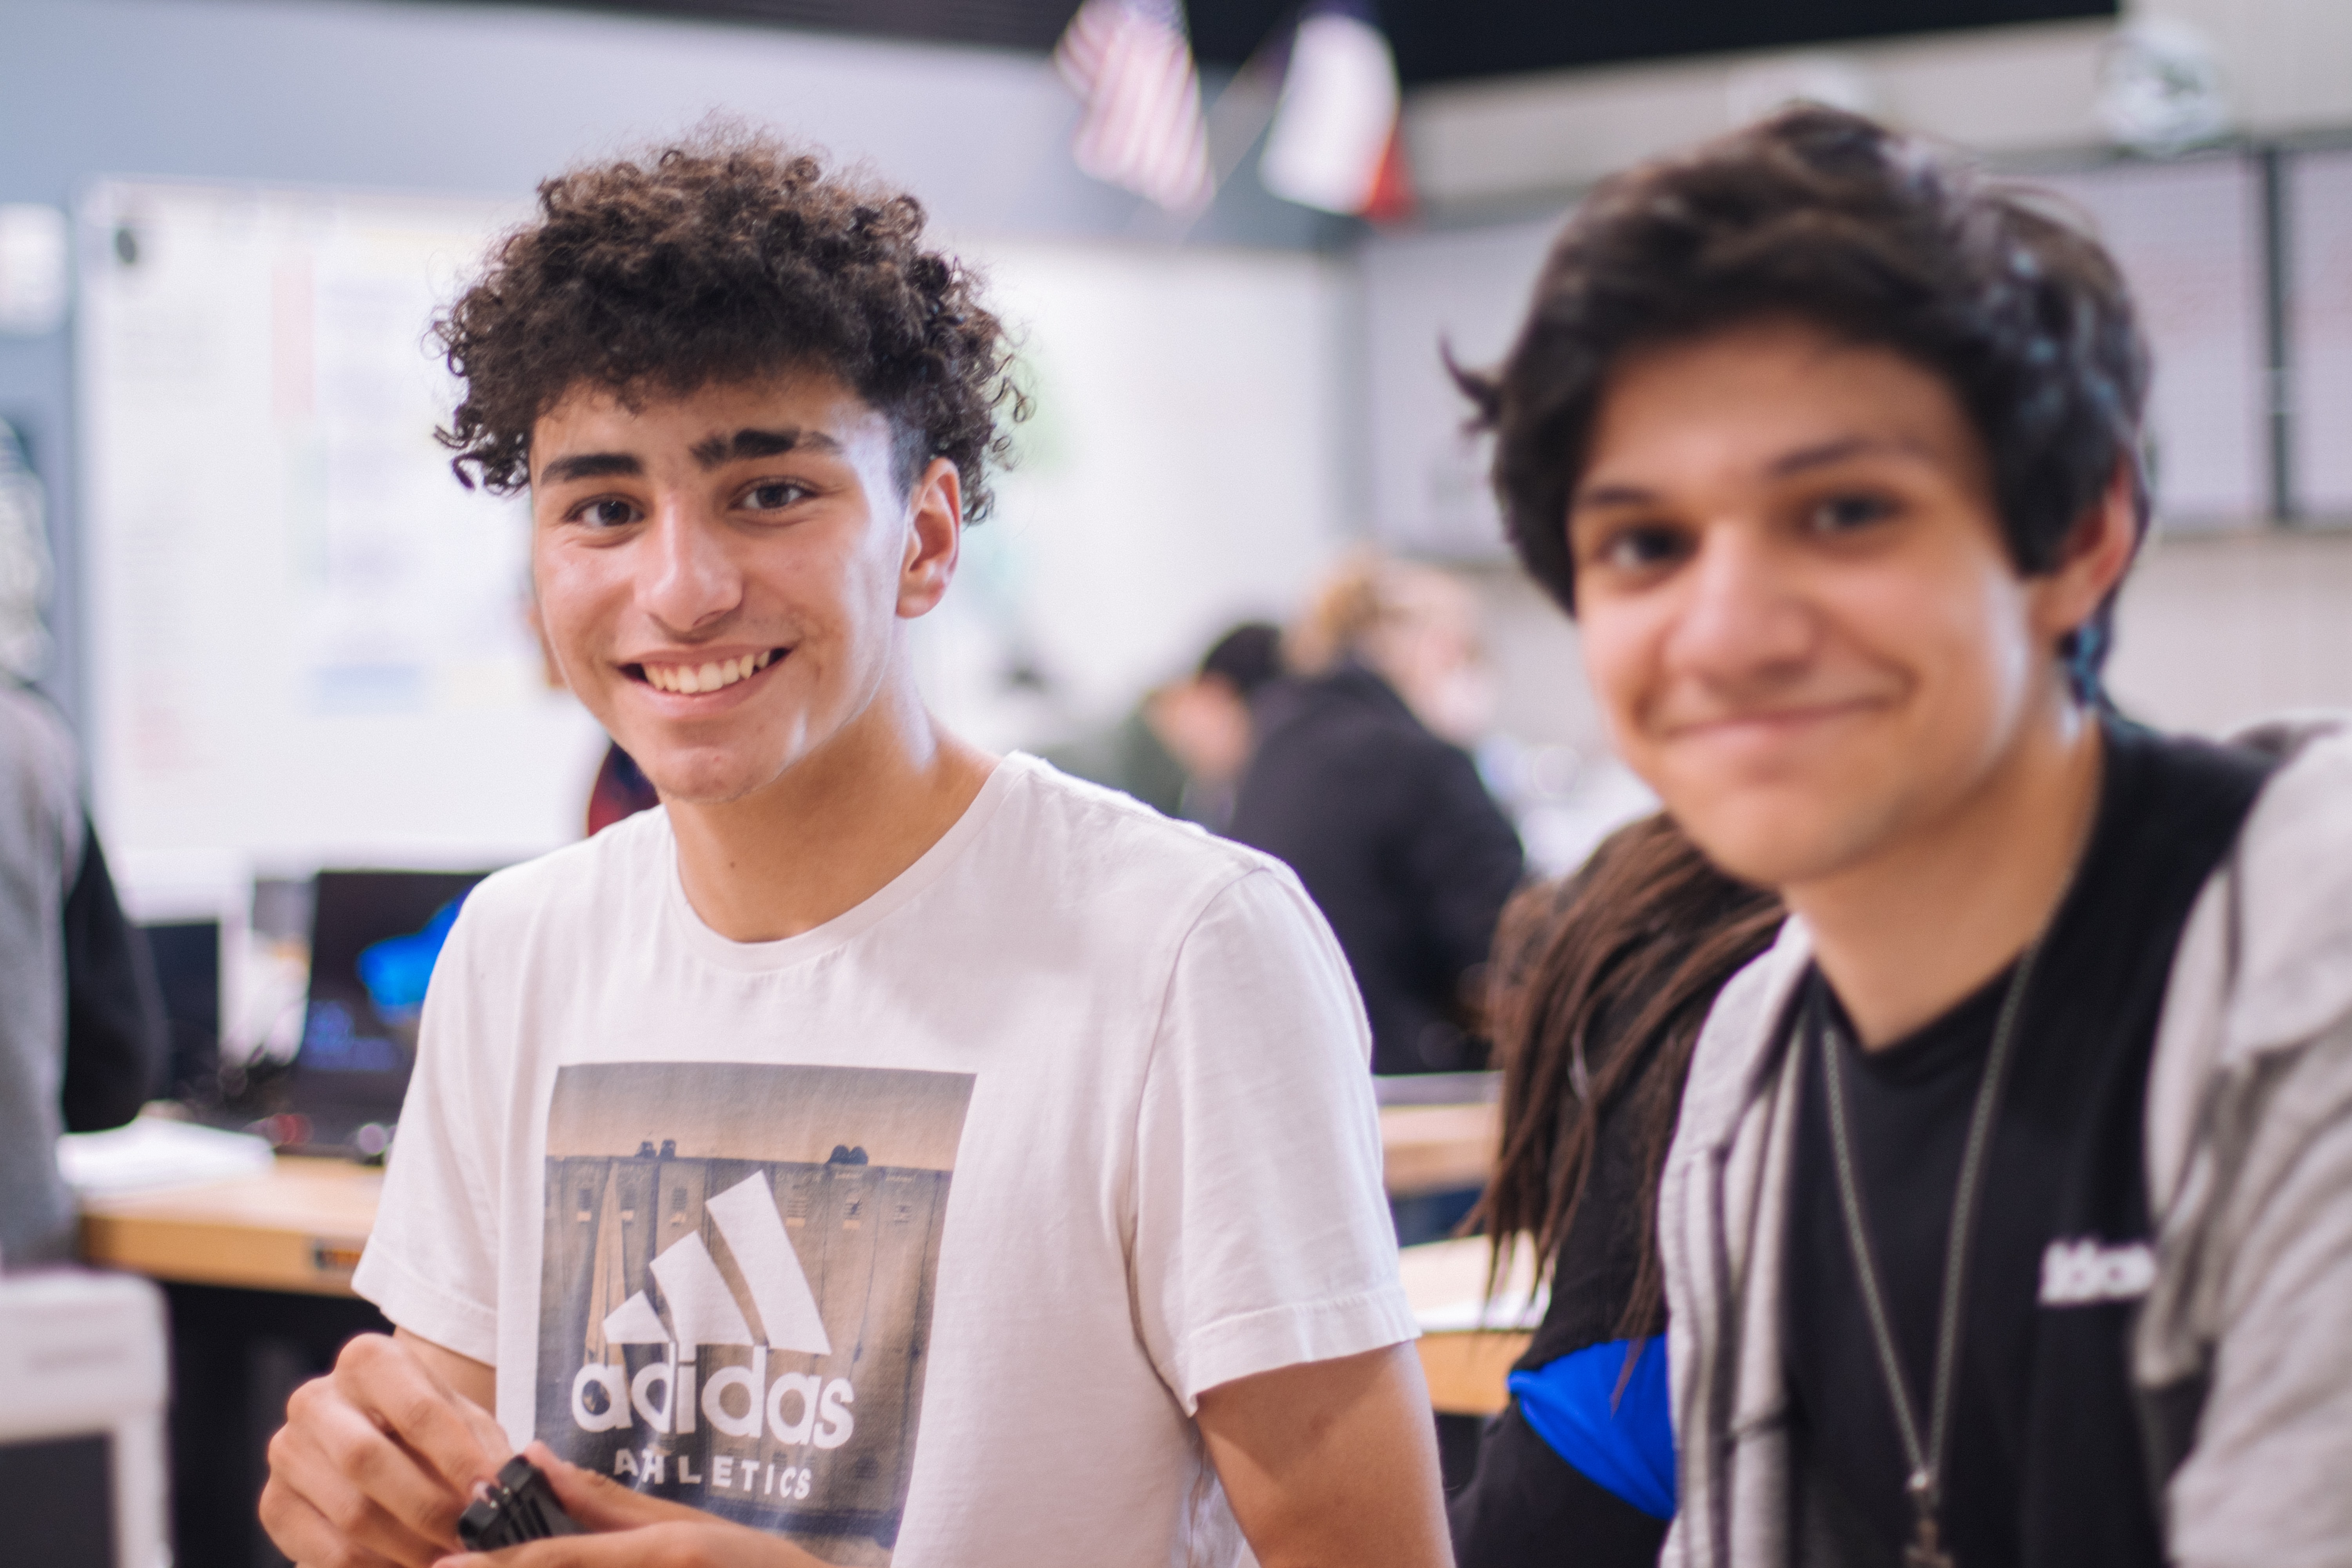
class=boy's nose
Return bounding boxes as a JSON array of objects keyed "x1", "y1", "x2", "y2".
[{"x1": 639, "y1": 502, "x2": 744, "y2": 635}]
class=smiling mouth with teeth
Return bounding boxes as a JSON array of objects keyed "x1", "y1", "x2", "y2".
[{"x1": 634, "y1": 649, "x2": 780, "y2": 695}]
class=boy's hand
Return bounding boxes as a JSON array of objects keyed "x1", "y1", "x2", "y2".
[
  {"x1": 432, "y1": 1444, "x2": 835, "y2": 1568},
  {"x1": 261, "y1": 1330, "x2": 511, "y2": 1567}
]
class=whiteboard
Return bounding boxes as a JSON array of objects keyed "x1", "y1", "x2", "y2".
[
  {"x1": 76, "y1": 181, "x2": 1350, "y2": 881},
  {"x1": 77, "y1": 180, "x2": 607, "y2": 882}
]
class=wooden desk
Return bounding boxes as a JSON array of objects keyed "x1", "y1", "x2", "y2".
[
  {"x1": 79, "y1": 1156, "x2": 381, "y2": 1298},
  {"x1": 85, "y1": 1167, "x2": 1533, "y2": 1416},
  {"x1": 1379, "y1": 1100, "x2": 1499, "y2": 1198},
  {"x1": 1417, "y1": 1330, "x2": 1532, "y2": 1416},
  {"x1": 78, "y1": 1104, "x2": 1495, "y2": 1301},
  {"x1": 79, "y1": 1105, "x2": 1512, "y2": 1418}
]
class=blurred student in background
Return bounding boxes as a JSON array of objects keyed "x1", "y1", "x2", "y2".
[
  {"x1": 1049, "y1": 620, "x2": 1280, "y2": 828},
  {"x1": 1448, "y1": 816, "x2": 1780, "y2": 1566},
  {"x1": 0, "y1": 427, "x2": 164, "y2": 1265},
  {"x1": 584, "y1": 739, "x2": 661, "y2": 835},
  {"x1": 1229, "y1": 552, "x2": 1523, "y2": 1074}
]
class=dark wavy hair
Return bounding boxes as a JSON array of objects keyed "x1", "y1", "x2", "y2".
[
  {"x1": 1472, "y1": 814, "x2": 1782, "y2": 1338},
  {"x1": 1455, "y1": 106, "x2": 2150, "y2": 692},
  {"x1": 434, "y1": 131, "x2": 1026, "y2": 519}
]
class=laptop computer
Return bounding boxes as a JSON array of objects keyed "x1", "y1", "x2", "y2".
[{"x1": 270, "y1": 869, "x2": 492, "y2": 1157}]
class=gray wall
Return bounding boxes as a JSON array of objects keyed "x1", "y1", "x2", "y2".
[{"x1": 0, "y1": 0, "x2": 1328, "y2": 733}]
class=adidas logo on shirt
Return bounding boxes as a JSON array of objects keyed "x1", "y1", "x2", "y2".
[
  {"x1": 2038, "y1": 1237, "x2": 2157, "y2": 1306},
  {"x1": 572, "y1": 1172, "x2": 855, "y2": 1450}
]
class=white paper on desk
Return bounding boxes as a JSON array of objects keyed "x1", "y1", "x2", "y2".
[
  {"x1": 1414, "y1": 1289, "x2": 1550, "y2": 1334},
  {"x1": 1399, "y1": 1233, "x2": 1550, "y2": 1333},
  {"x1": 60, "y1": 1117, "x2": 275, "y2": 1197}
]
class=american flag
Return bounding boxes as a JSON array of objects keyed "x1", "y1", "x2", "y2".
[{"x1": 1054, "y1": 0, "x2": 1215, "y2": 215}]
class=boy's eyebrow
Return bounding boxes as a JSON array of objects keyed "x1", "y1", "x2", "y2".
[
  {"x1": 1572, "y1": 480, "x2": 1661, "y2": 512},
  {"x1": 1768, "y1": 434, "x2": 1929, "y2": 475},
  {"x1": 1573, "y1": 434, "x2": 1935, "y2": 510},
  {"x1": 537, "y1": 451, "x2": 642, "y2": 485},
  {"x1": 689, "y1": 427, "x2": 844, "y2": 468}
]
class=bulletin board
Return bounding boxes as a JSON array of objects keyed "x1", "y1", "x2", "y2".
[{"x1": 75, "y1": 181, "x2": 1351, "y2": 882}]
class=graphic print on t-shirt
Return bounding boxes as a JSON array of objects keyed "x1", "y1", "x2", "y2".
[{"x1": 537, "y1": 1062, "x2": 973, "y2": 1565}]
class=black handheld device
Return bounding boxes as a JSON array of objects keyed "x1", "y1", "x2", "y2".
[{"x1": 457, "y1": 1457, "x2": 585, "y2": 1552}]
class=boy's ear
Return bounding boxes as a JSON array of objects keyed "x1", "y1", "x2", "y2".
[
  {"x1": 2034, "y1": 461, "x2": 2140, "y2": 649},
  {"x1": 898, "y1": 456, "x2": 963, "y2": 619}
]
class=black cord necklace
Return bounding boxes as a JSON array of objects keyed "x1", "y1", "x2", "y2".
[{"x1": 1814, "y1": 937, "x2": 2045, "y2": 1568}]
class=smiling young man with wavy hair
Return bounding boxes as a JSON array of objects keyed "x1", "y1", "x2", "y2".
[
  {"x1": 1461, "y1": 107, "x2": 2352, "y2": 1567},
  {"x1": 258, "y1": 135, "x2": 1448, "y2": 1568}
]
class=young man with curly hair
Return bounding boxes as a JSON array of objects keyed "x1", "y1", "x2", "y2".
[
  {"x1": 1462, "y1": 108, "x2": 2352, "y2": 1566},
  {"x1": 259, "y1": 139, "x2": 1449, "y2": 1568}
]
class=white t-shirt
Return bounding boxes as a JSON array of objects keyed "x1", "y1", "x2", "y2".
[{"x1": 353, "y1": 754, "x2": 1415, "y2": 1568}]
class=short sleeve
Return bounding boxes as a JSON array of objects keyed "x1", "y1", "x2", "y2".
[
  {"x1": 350, "y1": 894, "x2": 506, "y2": 1366},
  {"x1": 1129, "y1": 866, "x2": 1418, "y2": 1410}
]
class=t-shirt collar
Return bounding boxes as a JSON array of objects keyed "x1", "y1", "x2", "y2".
[{"x1": 659, "y1": 753, "x2": 1027, "y2": 973}]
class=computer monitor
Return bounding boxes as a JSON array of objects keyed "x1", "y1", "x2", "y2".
[
  {"x1": 140, "y1": 919, "x2": 220, "y2": 1102},
  {"x1": 291, "y1": 869, "x2": 491, "y2": 1129},
  {"x1": 0, "y1": 1272, "x2": 169, "y2": 1568}
]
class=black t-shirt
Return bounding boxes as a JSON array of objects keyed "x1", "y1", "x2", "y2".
[{"x1": 1782, "y1": 719, "x2": 2272, "y2": 1566}]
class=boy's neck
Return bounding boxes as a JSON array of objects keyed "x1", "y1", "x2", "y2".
[
  {"x1": 1789, "y1": 691, "x2": 2106, "y2": 1051},
  {"x1": 664, "y1": 669, "x2": 997, "y2": 945}
]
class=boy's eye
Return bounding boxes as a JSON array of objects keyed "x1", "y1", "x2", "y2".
[
  {"x1": 1808, "y1": 492, "x2": 1898, "y2": 534},
  {"x1": 1595, "y1": 522, "x2": 1692, "y2": 572},
  {"x1": 576, "y1": 497, "x2": 639, "y2": 528},
  {"x1": 746, "y1": 481, "x2": 808, "y2": 511}
]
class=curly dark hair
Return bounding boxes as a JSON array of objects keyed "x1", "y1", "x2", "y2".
[
  {"x1": 434, "y1": 132, "x2": 1026, "y2": 519},
  {"x1": 1456, "y1": 106, "x2": 2150, "y2": 691}
]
